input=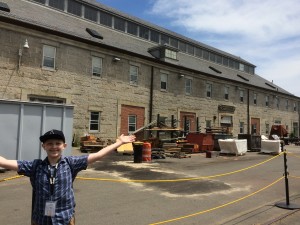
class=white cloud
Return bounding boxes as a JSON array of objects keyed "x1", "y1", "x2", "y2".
[{"x1": 149, "y1": 0, "x2": 300, "y2": 96}]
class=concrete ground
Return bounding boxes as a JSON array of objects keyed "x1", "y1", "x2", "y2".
[{"x1": 1, "y1": 144, "x2": 300, "y2": 225}]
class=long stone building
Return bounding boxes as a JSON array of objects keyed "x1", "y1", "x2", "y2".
[{"x1": 0, "y1": 0, "x2": 299, "y2": 143}]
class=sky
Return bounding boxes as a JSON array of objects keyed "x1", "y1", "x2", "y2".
[{"x1": 96, "y1": 0, "x2": 300, "y2": 97}]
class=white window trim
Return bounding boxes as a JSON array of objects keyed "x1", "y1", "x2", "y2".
[
  {"x1": 185, "y1": 78, "x2": 192, "y2": 95},
  {"x1": 92, "y1": 56, "x2": 103, "y2": 77},
  {"x1": 128, "y1": 115, "x2": 137, "y2": 133},
  {"x1": 89, "y1": 111, "x2": 100, "y2": 132},
  {"x1": 42, "y1": 45, "x2": 56, "y2": 70}
]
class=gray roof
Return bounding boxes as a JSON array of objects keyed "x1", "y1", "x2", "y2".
[{"x1": 0, "y1": 0, "x2": 295, "y2": 96}]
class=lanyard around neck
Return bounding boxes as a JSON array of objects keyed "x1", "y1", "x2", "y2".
[{"x1": 47, "y1": 159, "x2": 60, "y2": 196}]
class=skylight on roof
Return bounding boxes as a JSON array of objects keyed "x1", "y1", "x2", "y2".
[
  {"x1": 0, "y1": 2, "x2": 10, "y2": 12},
  {"x1": 265, "y1": 82, "x2": 276, "y2": 89},
  {"x1": 237, "y1": 74, "x2": 249, "y2": 81},
  {"x1": 209, "y1": 66, "x2": 222, "y2": 74},
  {"x1": 86, "y1": 28, "x2": 103, "y2": 39}
]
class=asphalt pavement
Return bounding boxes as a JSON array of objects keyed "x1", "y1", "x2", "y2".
[{"x1": 1, "y1": 144, "x2": 300, "y2": 225}]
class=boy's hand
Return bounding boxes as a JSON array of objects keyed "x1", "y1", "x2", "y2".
[{"x1": 118, "y1": 134, "x2": 136, "y2": 144}]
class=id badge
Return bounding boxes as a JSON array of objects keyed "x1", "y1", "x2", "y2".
[{"x1": 44, "y1": 201, "x2": 57, "y2": 217}]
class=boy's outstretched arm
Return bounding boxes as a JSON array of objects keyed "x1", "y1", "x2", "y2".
[
  {"x1": 87, "y1": 134, "x2": 136, "y2": 164},
  {"x1": 0, "y1": 156, "x2": 18, "y2": 171}
]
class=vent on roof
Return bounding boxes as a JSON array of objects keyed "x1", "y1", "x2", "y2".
[
  {"x1": 209, "y1": 66, "x2": 222, "y2": 74},
  {"x1": 86, "y1": 28, "x2": 103, "y2": 39},
  {"x1": 265, "y1": 82, "x2": 276, "y2": 89},
  {"x1": 0, "y1": 2, "x2": 10, "y2": 12},
  {"x1": 237, "y1": 74, "x2": 249, "y2": 81}
]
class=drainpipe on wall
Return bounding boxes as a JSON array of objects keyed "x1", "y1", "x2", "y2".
[
  {"x1": 298, "y1": 101, "x2": 300, "y2": 137},
  {"x1": 149, "y1": 66, "x2": 154, "y2": 136},
  {"x1": 247, "y1": 88, "x2": 250, "y2": 135}
]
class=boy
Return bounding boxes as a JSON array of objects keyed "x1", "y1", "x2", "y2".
[{"x1": 0, "y1": 129, "x2": 136, "y2": 225}]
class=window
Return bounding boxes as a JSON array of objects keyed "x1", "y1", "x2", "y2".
[
  {"x1": 293, "y1": 122, "x2": 299, "y2": 137},
  {"x1": 206, "y1": 120, "x2": 211, "y2": 128},
  {"x1": 84, "y1": 5, "x2": 97, "y2": 22},
  {"x1": 160, "y1": 34, "x2": 169, "y2": 45},
  {"x1": 294, "y1": 102, "x2": 297, "y2": 111},
  {"x1": 216, "y1": 55, "x2": 222, "y2": 64},
  {"x1": 179, "y1": 41, "x2": 186, "y2": 52},
  {"x1": 129, "y1": 65, "x2": 138, "y2": 85},
  {"x1": 239, "y1": 63, "x2": 244, "y2": 71},
  {"x1": 100, "y1": 11, "x2": 112, "y2": 27},
  {"x1": 224, "y1": 87, "x2": 229, "y2": 100},
  {"x1": 160, "y1": 73, "x2": 168, "y2": 90},
  {"x1": 68, "y1": 0, "x2": 82, "y2": 16},
  {"x1": 275, "y1": 97, "x2": 279, "y2": 109},
  {"x1": 206, "y1": 83, "x2": 212, "y2": 98},
  {"x1": 244, "y1": 65, "x2": 250, "y2": 73},
  {"x1": 265, "y1": 96, "x2": 269, "y2": 107},
  {"x1": 127, "y1": 21, "x2": 138, "y2": 35},
  {"x1": 170, "y1": 38, "x2": 178, "y2": 48},
  {"x1": 128, "y1": 115, "x2": 136, "y2": 133},
  {"x1": 229, "y1": 59, "x2": 234, "y2": 68},
  {"x1": 195, "y1": 48, "x2": 202, "y2": 57},
  {"x1": 286, "y1": 99, "x2": 289, "y2": 110},
  {"x1": 185, "y1": 78, "x2": 192, "y2": 95},
  {"x1": 240, "y1": 90, "x2": 244, "y2": 103},
  {"x1": 185, "y1": 119, "x2": 191, "y2": 133},
  {"x1": 90, "y1": 112, "x2": 100, "y2": 132},
  {"x1": 209, "y1": 53, "x2": 216, "y2": 62},
  {"x1": 49, "y1": 0, "x2": 64, "y2": 10},
  {"x1": 266, "y1": 123, "x2": 270, "y2": 134},
  {"x1": 139, "y1": 26, "x2": 149, "y2": 40},
  {"x1": 239, "y1": 122, "x2": 244, "y2": 134},
  {"x1": 114, "y1": 17, "x2": 126, "y2": 32},
  {"x1": 42, "y1": 45, "x2": 56, "y2": 69},
  {"x1": 223, "y1": 57, "x2": 229, "y2": 66},
  {"x1": 92, "y1": 56, "x2": 102, "y2": 77},
  {"x1": 150, "y1": 29, "x2": 159, "y2": 43},
  {"x1": 203, "y1": 50, "x2": 209, "y2": 60},
  {"x1": 165, "y1": 49, "x2": 177, "y2": 60},
  {"x1": 253, "y1": 93, "x2": 257, "y2": 105},
  {"x1": 274, "y1": 120, "x2": 281, "y2": 125},
  {"x1": 187, "y1": 44, "x2": 194, "y2": 55},
  {"x1": 29, "y1": 95, "x2": 65, "y2": 104}
]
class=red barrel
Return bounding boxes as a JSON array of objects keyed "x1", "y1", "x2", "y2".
[{"x1": 142, "y1": 142, "x2": 151, "y2": 162}]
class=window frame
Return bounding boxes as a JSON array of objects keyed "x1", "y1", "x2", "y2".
[
  {"x1": 239, "y1": 122, "x2": 244, "y2": 134},
  {"x1": 265, "y1": 96, "x2": 269, "y2": 107},
  {"x1": 128, "y1": 115, "x2": 137, "y2": 133},
  {"x1": 185, "y1": 78, "x2": 192, "y2": 95},
  {"x1": 129, "y1": 65, "x2": 138, "y2": 85},
  {"x1": 92, "y1": 56, "x2": 103, "y2": 77},
  {"x1": 240, "y1": 90, "x2": 244, "y2": 103},
  {"x1": 224, "y1": 86, "x2": 229, "y2": 100},
  {"x1": 160, "y1": 73, "x2": 168, "y2": 91},
  {"x1": 89, "y1": 111, "x2": 100, "y2": 132},
  {"x1": 42, "y1": 45, "x2": 56, "y2": 69},
  {"x1": 253, "y1": 93, "x2": 257, "y2": 105},
  {"x1": 206, "y1": 83, "x2": 212, "y2": 98},
  {"x1": 165, "y1": 49, "x2": 177, "y2": 60}
]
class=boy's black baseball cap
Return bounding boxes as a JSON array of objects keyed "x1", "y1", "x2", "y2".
[{"x1": 39, "y1": 129, "x2": 65, "y2": 143}]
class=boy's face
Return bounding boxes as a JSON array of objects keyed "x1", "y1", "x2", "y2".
[{"x1": 42, "y1": 139, "x2": 67, "y2": 158}]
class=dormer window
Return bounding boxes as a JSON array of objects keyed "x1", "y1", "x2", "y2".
[
  {"x1": 165, "y1": 49, "x2": 177, "y2": 60},
  {"x1": 148, "y1": 45, "x2": 178, "y2": 61}
]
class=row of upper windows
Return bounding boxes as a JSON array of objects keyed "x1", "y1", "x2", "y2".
[
  {"x1": 42, "y1": 45, "x2": 297, "y2": 112},
  {"x1": 32, "y1": 0, "x2": 255, "y2": 75}
]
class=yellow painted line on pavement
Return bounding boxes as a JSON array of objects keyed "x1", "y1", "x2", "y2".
[{"x1": 149, "y1": 177, "x2": 284, "y2": 225}]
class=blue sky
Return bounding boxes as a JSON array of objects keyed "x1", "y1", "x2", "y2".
[{"x1": 96, "y1": 0, "x2": 300, "y2": 97}]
